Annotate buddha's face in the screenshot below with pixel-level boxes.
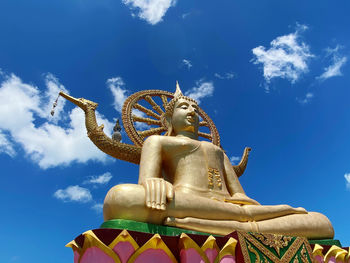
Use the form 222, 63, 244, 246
171, 98, 199, 135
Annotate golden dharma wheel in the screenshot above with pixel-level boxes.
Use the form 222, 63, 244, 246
122, 90, 220, 147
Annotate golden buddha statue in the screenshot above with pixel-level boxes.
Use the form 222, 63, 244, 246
59, 83, 334, 239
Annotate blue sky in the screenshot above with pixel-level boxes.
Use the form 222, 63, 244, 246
0, 0, 350, 262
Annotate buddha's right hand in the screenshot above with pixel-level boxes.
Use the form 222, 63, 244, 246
144, 178, 174, 211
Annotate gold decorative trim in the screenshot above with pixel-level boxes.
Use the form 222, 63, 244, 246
215, 237, 238, 263
79, 230, 121, 263
251, 233, 292, 256
247, 242, 261, 263
65, 239, 81, 254
300, 245, 310, 263
324, 245, 348, 263
127, 234, 177, 263
108, 229, 139, 251
201, 235, 220, 253
312, 244, 324, 259
238, 232, 313, 263
179, 233, 210, 263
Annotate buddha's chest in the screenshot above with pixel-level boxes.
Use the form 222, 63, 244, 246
163, 139, 224, 165
163, 140, 226, 191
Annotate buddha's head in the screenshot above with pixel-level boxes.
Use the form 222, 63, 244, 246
163, 82, 199, 137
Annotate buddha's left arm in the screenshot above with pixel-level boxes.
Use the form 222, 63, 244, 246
223, 153, 246, 196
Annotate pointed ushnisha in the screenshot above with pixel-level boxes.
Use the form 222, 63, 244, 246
174, 81, 183, 98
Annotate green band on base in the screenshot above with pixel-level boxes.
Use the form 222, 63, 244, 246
100, 219, 214, 236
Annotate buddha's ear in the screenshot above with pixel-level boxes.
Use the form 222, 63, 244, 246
162, 113, 173, 136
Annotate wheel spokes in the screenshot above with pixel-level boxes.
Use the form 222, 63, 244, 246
138, 127, 167, 138
161, 95, 169, 110
123, 90, 220, 147
132, 115, 161, 126
133, 103, 160, 120
198, 131, 212, 140
144, 95, 164, 115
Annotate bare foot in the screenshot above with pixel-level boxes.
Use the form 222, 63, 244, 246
294, 207, 307, 213
164, 216, 176, 226
225, 193, 260, 205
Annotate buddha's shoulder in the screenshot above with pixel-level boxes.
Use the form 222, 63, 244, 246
144, 135, 198, 146
145, 135, 183, 143
144, 135, 223, 148
201, 140, 222, 150
143, 135, 175, 145
143, 135, 163, 145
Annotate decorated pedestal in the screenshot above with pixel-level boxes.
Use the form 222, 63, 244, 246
66, 220, 349, 263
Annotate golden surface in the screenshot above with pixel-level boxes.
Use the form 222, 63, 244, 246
60, 83, 334, 239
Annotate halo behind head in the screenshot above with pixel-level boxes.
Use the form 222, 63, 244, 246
121, 88, 220, 146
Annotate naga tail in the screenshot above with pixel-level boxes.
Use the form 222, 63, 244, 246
59, 92, 141, 164
232, 147, 251, 177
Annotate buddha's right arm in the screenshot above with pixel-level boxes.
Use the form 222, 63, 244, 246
138, 136, 174, 210
139, 136, 163, 183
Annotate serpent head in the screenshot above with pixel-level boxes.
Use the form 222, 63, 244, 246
59, 92, 98, 111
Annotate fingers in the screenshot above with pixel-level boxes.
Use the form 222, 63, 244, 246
144, 178, 172, 211
151, 179, 156, 209
155, 179, 161, 210
145, 180, 151, 208
160, 180, 166, 210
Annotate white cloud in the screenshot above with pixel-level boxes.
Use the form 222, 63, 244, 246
54, 185, 92, 203
84, 172, 112, 185
122, 0, 176, 25
132, 110, 150, 131
345, 173, 350, 190
43, 73, 68, 123
230, 156, 240, 165
185, 79, 214, 103
134, 120, 150, 130
297, 92, 314, 104
325, 45, 342, 56
182, 59, 192, 69
317, 45, 347, 81
91, 203, 103, 213
0, 72, 114, 169
0, 132, 15, 157
107, 77, 128, 114
214, 72, 235, 80
182, 12, 191, 19
107, 77, 150, 131
252, 24, 313, 84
